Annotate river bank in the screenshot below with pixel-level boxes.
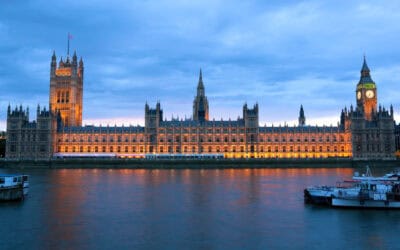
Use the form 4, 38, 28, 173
0, 158, 399, 169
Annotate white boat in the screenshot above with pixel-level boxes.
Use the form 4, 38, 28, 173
304, 166, 400, 206
331, 182, 400, 208
0, 174, 29, 201
304, 182, 361, 205
353, 166, 400, 182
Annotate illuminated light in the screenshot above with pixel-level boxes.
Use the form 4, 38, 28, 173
55, 68, 72, 76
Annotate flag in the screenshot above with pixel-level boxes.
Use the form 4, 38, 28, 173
68, 33, 73, 40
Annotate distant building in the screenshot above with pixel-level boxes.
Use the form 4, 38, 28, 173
5, 50, 396, 160
0, 131, 6, 158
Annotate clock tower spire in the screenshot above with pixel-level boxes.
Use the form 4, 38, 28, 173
356, 56, 377, 120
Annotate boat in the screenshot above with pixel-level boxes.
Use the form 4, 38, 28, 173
0, 174, 29, 201
304, 182, 360, 205
331, 182, 400, 208
352, 166, 400, 182
304, 166, 400, 207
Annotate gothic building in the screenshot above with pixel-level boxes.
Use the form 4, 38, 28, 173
49, 51, 83, 127
5, 51, 396, 160
193, 69, 209, 122
6, 105, 55, 159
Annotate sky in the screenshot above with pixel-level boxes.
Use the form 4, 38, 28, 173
1, 0, 400, 130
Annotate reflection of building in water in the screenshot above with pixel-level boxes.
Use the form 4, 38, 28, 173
5, 50, 396, 160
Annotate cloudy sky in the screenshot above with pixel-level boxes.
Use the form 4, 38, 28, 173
1, 0, 400, 130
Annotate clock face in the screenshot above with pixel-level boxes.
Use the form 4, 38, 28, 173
366, 90, 375, 98
357, 91, 361, 100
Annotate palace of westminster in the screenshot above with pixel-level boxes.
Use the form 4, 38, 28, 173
5, 49, 398, 160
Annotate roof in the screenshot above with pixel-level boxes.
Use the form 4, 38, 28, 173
259, 126, 343, 133
60, 126, 145, 133
159, 120, 245, 127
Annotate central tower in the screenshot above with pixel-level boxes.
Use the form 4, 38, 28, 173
49, 51, 84, 126
193, 69, 209, 122
356, 57, 377, 121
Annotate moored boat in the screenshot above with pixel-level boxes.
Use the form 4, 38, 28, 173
331, 182, 400, 209
0, 174, 29, 201
304, 182, 361, 205
304, 166, 400, 207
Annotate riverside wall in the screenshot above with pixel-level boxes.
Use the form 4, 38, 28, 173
0, 158, 399, 169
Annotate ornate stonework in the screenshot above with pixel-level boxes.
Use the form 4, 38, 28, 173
5, 53, 396, 160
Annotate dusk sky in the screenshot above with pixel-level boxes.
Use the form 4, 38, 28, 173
1, 0, 400, 130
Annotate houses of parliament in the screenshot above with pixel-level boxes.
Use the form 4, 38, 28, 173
5, 49, 397, 160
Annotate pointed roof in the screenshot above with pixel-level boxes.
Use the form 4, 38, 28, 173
361, 55, 370, 73
299, 105, 304, 116
197, 68, 204, 89
358, 56, 374, 85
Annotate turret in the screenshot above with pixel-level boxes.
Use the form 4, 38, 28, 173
51, 51, 57, 76
197, 69, 205, 96
243, 103, 259, 128
59, 57, 64, 68
79, 57, 84, 79
49, 48, 84, 127
193, 69, 209, 122
298, 105, 305, 126
72, 51, 78, 76
390, 104, 394, 118
356, 56, 377, 121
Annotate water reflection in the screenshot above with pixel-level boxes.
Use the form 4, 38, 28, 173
1, 167, 399, 249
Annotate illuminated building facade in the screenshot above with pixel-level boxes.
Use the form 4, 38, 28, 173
49, 51, 83, 127
5, 51, 396, 160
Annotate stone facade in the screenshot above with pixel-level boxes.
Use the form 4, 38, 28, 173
6, 105, 55, 160
5, 51, 396, 160
49, 51, 83, 127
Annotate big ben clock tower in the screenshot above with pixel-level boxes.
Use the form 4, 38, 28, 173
356, 57, 377, 121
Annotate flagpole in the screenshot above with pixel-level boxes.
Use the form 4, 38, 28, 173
67, 33, 70, 57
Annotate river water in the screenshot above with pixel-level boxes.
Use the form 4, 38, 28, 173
1, 167, 399, 250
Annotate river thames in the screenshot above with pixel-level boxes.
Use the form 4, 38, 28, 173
1, 167, 399, 250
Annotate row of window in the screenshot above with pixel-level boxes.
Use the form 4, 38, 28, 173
9, 133, 48, 142
58, 145, 348, 153
59, 135, 346, 143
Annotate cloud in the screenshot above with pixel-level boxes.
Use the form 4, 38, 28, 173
1, 0, 400, 131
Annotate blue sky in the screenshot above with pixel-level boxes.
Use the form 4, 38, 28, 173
1, 0, 400, 130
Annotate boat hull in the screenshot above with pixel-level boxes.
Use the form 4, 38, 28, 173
0, 185, 24, 201
331, 198, 400, 208
304, 189, 332, 205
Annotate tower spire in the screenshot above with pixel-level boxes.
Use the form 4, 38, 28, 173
198, 68, 204, 90
193, 69, 209, 121
298, 105, 305, 126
